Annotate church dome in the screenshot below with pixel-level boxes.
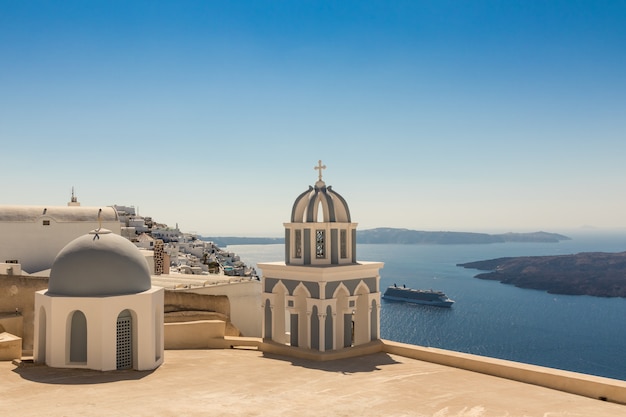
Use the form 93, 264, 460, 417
290, 179, 351, 223
48, 229, 151, 297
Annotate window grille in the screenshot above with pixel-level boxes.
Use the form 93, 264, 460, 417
116, 317, 132, 369
295, 230, 302, 258
316, 230, 325, 258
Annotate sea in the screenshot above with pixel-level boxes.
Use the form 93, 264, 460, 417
226, 231, 626, 381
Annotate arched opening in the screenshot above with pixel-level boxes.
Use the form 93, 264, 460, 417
292, 284, 310, 348
69, 310, 87, 363
316, 201, 323, 222
264, 299, 272, 340
37, 306, 47, 363
311, 306, 319, 350
354, 282, 370, 346
271, 281, 288, 344
325, 305, 333, 351
155, 305, 162, 362
116, 309, 133, 370
333, 284, 351, 348
370, 299, 378, 340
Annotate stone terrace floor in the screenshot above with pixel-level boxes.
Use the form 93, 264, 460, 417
1, 349, 625, 417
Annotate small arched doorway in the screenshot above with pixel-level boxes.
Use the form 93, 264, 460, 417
116, 309, 133, 370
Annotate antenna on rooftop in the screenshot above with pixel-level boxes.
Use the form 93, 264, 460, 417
68, 186, 80, 206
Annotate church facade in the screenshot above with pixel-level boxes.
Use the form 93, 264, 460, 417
259, 162, 383, 351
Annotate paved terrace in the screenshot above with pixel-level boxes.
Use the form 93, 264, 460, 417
2, 348, 625, 417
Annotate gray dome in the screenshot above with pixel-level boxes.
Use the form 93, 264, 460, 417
48, 229, 151, 297
291, 180, 351, 223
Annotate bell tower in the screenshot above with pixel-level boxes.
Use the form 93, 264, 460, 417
284, 160, 357, 267
260, 162, 383, 352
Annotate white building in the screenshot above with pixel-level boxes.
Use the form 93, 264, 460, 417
0, 205, 120, 274
34, 228, 164, 371
135, 232, 155, 249
128, 217, 149, 234
151, 225, 180, 242
259, 162, 383, 351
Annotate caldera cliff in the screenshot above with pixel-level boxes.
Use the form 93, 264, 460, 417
458, 251, 626, 298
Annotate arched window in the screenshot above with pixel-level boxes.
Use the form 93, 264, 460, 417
264, 299, 272, 340
69, 310, 87, 363
315, 229, 325, 258
155, 306, 162, 362
37, 306, 47, 363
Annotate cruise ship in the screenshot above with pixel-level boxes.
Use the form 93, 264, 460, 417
383, 285, 455, 307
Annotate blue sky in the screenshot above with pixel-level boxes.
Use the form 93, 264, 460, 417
1, 1, 625, 236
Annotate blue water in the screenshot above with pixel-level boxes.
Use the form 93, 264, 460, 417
227, 231, 626, 381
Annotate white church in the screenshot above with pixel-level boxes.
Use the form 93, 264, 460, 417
259, 161, 383, 351
34, 228, 164, 371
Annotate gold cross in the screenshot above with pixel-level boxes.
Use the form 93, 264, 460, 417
314, 160, 326, 181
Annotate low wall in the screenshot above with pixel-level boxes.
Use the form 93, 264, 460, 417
382, 340, 626, 405
0, 274, 49, 352
182, 281, 262, 338
164, 320, 226, 349
0, 314, 23, 338
164, 291, 230, 317
0, 332, 22, 361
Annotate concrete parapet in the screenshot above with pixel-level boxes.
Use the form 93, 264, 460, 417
0, 332, 22, 361
164, 320, 226, 349
381, 339, 626, 405
0, 313, 23, 338
0, 274, 49, 351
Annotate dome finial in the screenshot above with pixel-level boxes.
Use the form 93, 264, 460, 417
314, 160, 326, 186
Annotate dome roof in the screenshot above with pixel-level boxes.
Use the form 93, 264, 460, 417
291, 180, 351, 223
48, 229, 152, 297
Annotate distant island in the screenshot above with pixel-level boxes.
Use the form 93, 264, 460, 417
459, 252, 626, 298
203, 228, 570, 246
355, 228, 570, 244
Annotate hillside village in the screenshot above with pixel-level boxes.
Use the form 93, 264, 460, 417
113, 204, 257, 280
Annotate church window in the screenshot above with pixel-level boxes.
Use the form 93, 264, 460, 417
295, 230, 302, 258
43, 220, 50, 226
316, 229, 325, 258
340, 230, 347, 258
69, 310, 87, 363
